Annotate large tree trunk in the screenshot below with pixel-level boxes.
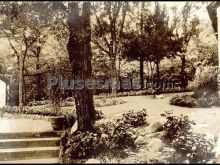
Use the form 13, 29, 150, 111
67, 2, 95, 131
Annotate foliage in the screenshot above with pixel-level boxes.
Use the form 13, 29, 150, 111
110, 119, 137, 149
62, 131, 107, 158
172, 132, 215, 163
170, 95, 198, 108
170, 94, 220, 108
163, 111, 192, 141
196, 97, 211, 108
162, 111, 216, 163
62, 118, 137, 159
193, 67, 218, 99
123, 110, 148, 127
94, 110, 105, 120
0, 105, 75, 117
94, 98, 127, 107
61, 110, 148, 159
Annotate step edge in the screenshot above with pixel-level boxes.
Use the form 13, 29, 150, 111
0, 137, 60, 142
0, 146, 60, 153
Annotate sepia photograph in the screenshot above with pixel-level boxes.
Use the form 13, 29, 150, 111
0, 1, 220, 164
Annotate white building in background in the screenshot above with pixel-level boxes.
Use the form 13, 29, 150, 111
0, 78, 6, 107
0, 76, 9, 108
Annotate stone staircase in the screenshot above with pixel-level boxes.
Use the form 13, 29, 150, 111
0, 131, 61, 164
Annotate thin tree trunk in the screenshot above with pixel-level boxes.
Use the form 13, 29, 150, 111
140, 2, 145, 90
156, 60, 160, 81
140, 56, 144, 89
67, 2, 96, 131
180, 56, 186, 89
19, 53, 23, 113
36, 53, 41, 101
110, 59, 118, 95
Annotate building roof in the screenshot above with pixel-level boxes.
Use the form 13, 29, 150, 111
207, 2, 220, 38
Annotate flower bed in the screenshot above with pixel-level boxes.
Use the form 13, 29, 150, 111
94, 88, 193, 99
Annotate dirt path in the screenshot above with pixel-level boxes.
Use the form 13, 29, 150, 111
97, 93, 220, 136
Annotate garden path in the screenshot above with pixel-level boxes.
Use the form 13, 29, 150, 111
97, 92, 220, 136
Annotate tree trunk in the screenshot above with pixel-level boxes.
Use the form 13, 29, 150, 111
110, 59, 118, 95
140, 2, 145, 90
156, 60, 160, 82
67, 2, 95, 131
180, 56, 186, 89
140, 56, 144, 89
19, 53, 23, 113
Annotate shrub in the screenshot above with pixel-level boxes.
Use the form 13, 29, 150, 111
172, 132, 215, 163
213, 97, 220, 106
62, 131, 108, 159
170, 95, 198, 108
95, 110, 105, 120
123, 109, 148, 127
163, 111, 192, 142
110, 119, 137, 149
162, 111, 216, 163
170, 94, 220, 108
97, 118, 137, 149
94, 98, 126, 107
96, 119, 115, 135
197, 97, 211, 108
62, 118, 137, 159
193, 67, 218, 99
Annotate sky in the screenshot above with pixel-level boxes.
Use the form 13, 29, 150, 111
160, 1, 210, 20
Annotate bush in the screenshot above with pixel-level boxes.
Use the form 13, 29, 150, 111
94, 98, 126, 107
163, 111, 193, 142
62, 131, 108, 158
0, 106, 76, 120
170, 94, 220, 108
162, 111, 215, 163
61, 110, 148, 159
172, 132, 215, 163
62, 118, 137, 159
110, 119, 137, 149
97, 118, 137, 149
197, 97, 211, 108
95, 110, 105, 120
123, 110, 148, 127
193, 67, 218, 99
170, 95, 198, 108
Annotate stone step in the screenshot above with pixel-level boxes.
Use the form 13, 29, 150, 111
0, 131, 61, 139
0, 147, 60, 161
0, 158, 60, 164
0, 138, 60, 149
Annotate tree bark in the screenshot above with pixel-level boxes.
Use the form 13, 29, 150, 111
19, 53, 23, 113
110, 59, 118, 95
140, 56, 144, 89
156, 60, 160, 82
67, 2, 96, 131
140, 2, 145, 90
180, 55, 186, 89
